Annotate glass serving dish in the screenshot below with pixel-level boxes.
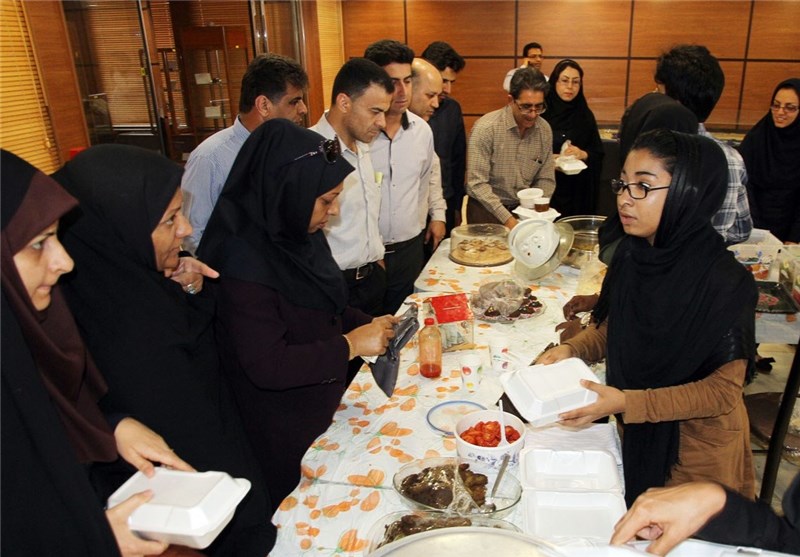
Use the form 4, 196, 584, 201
555, 215, 606, 268
392, 457, 522, 519
449, 224, 512, 267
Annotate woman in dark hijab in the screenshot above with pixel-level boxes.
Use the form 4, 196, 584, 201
55, 145, 275, 556
1, 150, 189, 557
544, 59, 604, 217
198, 119, 396, 509
538, 130, 756, 506
739, 78, 800, 242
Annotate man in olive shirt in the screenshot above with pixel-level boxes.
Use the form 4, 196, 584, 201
466, 67, 555, 228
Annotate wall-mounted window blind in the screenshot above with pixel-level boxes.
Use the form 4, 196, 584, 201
316, 1, 345, 111
0, 0, 60, 172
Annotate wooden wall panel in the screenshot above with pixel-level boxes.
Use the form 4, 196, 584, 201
749, 0, 800, 60
342, 1, 405, 58
570, 59, 629, 126
337, 0, 800, 130
464, 114, 480, 135
707, 61, 744, 128
740, 61, 800, 129
627, 59, 658, 104
24, 1, 88, 162
457, 58, 515, 116
518, 1, 632, 60
630, 1, 749, 59
406, 1, 515, 57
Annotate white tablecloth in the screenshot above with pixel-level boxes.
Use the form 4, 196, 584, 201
269, 241, 793, 556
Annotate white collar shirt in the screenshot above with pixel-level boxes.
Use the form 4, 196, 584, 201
371, 110, 446, 244
311, 113, 385, 269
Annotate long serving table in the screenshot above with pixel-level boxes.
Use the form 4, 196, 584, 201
270, 239, 794, 556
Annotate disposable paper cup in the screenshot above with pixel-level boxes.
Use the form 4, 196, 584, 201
517, 188, 543, 209
459, 353, 483, 392
534, 197, 550, 212
489, 337, 511, 372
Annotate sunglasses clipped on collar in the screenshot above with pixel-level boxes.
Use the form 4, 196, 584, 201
289, 137, 341, 165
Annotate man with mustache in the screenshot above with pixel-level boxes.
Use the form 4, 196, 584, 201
467, 67, 556, 228
310, 58, 394, 316
182, 53, 308, 253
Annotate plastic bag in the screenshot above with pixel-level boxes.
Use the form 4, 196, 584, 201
472, 279, 526, 318
559, 139, 573, 158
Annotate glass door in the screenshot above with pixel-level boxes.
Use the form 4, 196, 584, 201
63, 0, 169, 156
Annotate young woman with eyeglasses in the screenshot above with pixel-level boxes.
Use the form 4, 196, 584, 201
739, 78, 800, 242
198, 119, 397, 509
537, 129, 757, 507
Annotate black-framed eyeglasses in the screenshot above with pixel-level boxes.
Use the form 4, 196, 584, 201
514, 100, 547, 115
770, 101, 799, 114
610, 179, 669, 199
290, 137, 341, 165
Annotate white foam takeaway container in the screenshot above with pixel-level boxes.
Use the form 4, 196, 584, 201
519, 448, 621, 492
522, 490, 626, 542
107, 468, 251, 549
500, 358, 599, 427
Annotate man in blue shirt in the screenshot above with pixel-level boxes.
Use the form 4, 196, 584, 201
182, 53, 308, 253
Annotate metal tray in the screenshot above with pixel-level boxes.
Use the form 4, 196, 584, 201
367, 527, 562, 556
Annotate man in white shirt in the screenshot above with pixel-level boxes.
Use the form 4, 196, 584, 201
503, 41, 547, 92
310, 58, 394, 316
365, 40, 447, 315
182, 54, 308, 253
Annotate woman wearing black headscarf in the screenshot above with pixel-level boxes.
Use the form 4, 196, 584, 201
739, 78, 800, 242
1, 150, 190, 556
537, 130, 757, 506
55, 145, 275, 556
544, 59, 604, 217
198, 119, 396, 509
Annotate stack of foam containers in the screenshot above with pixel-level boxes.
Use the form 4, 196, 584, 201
500, 358, 627, 544
518, 447, 626, 544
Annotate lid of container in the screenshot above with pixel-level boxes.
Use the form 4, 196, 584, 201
451, 223, 509, 238
499, 358, 599, 427
107, 469, 250, 537
424, 317, 435, 326
508, 219, 559, 268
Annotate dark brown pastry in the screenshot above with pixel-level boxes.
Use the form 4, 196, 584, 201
398, 463, 488, 509
380, 514, 472, 547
